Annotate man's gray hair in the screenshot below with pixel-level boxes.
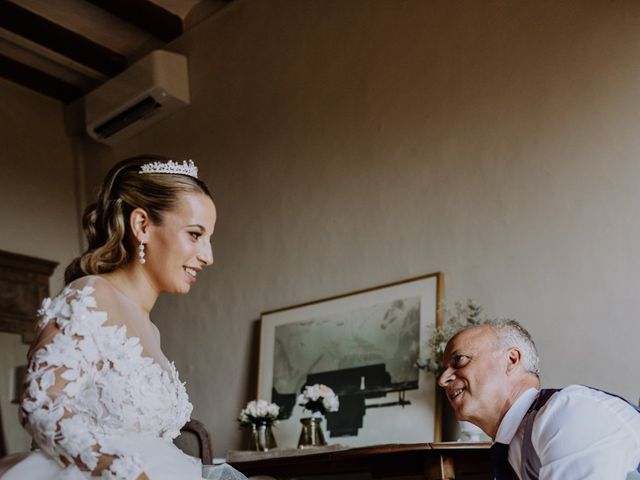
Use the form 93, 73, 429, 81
481, 319, 540, 377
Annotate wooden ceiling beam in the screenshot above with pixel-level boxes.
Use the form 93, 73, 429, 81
0, 53, 83, 103
0, 36, 99, 91
0, 1, 127, 77
86, 0, 183, 43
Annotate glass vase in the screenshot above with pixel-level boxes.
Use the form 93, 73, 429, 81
248, 421, 277, 451
297, 417, 327, 449
458, 421, 490, 442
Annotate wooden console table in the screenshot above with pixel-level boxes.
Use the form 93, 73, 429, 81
228, 442, 492, 479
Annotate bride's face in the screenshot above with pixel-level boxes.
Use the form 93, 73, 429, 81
145, 192, 216, 294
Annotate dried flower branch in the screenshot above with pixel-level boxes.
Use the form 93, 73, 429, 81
416, 299, 486, 376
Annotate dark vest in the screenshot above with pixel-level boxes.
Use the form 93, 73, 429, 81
519, 387, 640, 480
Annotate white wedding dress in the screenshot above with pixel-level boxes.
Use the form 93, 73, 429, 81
0, 276, 246, 480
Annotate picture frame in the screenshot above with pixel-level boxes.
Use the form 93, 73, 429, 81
0, 249, 57, 343
257, 272, 444, 448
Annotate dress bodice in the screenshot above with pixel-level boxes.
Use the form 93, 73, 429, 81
20, 276, 193, 479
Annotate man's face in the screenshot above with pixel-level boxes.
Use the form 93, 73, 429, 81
438, 326, 510, 428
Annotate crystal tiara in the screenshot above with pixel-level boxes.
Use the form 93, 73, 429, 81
139, 159, 198, 179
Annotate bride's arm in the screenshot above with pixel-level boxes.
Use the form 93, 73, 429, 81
21, 285, 150, 480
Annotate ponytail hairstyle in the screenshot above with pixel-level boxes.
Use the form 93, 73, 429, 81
65, 155, 212, 283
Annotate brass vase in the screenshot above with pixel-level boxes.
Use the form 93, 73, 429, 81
297, 417, 327, 449
248, 421, 277, 451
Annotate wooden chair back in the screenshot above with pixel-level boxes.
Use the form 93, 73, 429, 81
175, 419, 213, 465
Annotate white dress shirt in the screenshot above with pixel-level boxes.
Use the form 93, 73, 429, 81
494, 385, 640, 479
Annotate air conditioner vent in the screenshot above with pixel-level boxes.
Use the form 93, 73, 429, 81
93, 96, 162, 139
84, 50, 189, 145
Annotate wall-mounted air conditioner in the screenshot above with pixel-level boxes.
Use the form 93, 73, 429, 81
84, 50, 190, 145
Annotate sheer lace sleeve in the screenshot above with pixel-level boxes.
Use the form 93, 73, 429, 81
20, 278, 152, 479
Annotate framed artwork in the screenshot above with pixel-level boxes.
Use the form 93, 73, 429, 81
0, 249, 57, 343
257, 272, 444, 448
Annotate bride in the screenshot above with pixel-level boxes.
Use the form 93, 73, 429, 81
0, 156, 246, 480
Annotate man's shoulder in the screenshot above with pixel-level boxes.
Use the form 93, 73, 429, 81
549, 384, 600, 401
540, 385, 638, 423
548, 384, 634, 406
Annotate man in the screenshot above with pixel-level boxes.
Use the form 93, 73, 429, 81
438, 319, 640, 479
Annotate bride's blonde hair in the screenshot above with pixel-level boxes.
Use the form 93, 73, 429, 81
65, 155, 211, 283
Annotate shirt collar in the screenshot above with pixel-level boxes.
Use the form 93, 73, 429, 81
494, 388, 539, 444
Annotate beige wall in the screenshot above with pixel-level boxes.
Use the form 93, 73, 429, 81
0, 77, 80, 452
80, 0, 640, 454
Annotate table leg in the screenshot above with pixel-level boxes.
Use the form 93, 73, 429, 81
424, 453, 455, 480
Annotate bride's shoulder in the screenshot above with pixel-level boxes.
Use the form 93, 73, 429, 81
41, 275, 121, 318
32, 276, 136, 360
64, 275, 118, 300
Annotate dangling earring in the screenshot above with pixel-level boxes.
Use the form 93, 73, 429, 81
138, 242, 146, 265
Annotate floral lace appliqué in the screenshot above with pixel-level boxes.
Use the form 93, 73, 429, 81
22, 286, 193, 479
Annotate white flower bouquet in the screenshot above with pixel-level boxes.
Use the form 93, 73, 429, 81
238, 399, 281, 427
297, 384, 339, 417
416, 299, 485, 375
